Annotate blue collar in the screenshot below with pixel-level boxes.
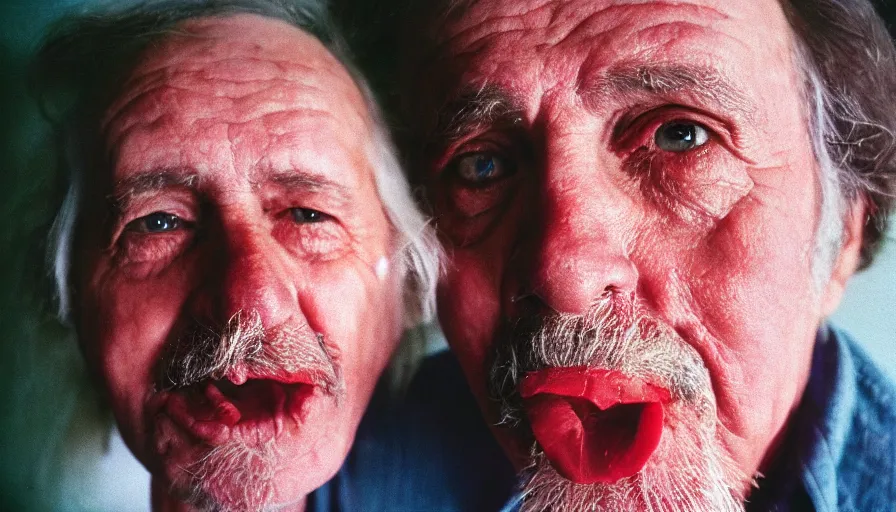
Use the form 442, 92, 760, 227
797, 324, 896, 511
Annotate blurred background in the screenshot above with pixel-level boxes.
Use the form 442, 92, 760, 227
1, 0, 893, 510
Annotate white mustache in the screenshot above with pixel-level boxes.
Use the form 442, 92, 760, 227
488, 296, 746, 512
159, 310, 343, 396
489, 296, 713, 427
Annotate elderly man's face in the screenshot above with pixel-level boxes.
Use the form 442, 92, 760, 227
417, 0, 861, 509
74, 15, 403, 510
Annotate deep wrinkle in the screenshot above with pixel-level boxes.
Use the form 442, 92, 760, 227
416, 0, 862, 507
75, 14, 404, 510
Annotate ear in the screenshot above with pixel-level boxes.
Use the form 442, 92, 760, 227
821, 199, 866, 316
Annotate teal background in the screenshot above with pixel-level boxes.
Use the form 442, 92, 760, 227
0, 0, 893, 509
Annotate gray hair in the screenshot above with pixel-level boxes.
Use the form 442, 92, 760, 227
782, 0, 896, 270
32, 0, 441, 326
370, 0, 896, 272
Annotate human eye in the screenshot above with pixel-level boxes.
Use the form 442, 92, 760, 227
442, 149, 517, 216
618, 111, 752, 222
452, 152, 513, 187
276, 206, 346, 259
429, 145, 522, 246
289, 207, 331, 224
614, 108, 720, 156
118, 211, 195, 268
654, 121, 710, 152
125, 211, 183, 233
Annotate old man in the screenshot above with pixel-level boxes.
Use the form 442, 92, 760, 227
30, 0, 438, 510
384, 0, 896, 510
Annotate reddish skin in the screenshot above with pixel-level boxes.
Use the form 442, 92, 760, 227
419, 0, 865, 494
73, 15, 403, 511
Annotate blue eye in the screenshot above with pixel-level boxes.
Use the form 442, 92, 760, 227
655, 122, 709, 152
291, 208, 328, 223
455, 153, 509, 185
130, 212, 181, 233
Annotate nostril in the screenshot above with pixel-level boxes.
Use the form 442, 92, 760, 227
529, 249, 639, 314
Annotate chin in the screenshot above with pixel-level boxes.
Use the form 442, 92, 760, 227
159, 435, 343, 512
167, 439, 277, 511
514, 399, 748, 512
149, 393, 348, 511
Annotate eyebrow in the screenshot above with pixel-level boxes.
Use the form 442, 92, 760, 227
110, 169, 199, 211
431, 84, 526, 149
266, 170, 353, 205
432, 63, 756, 147
580, 63, 755, 120
110, 168, 353, 213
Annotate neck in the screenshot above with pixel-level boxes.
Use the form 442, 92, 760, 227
150, 478, 307, 512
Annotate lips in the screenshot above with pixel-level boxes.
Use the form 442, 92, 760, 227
519, 367, 671, 484
158, 376, 317, 445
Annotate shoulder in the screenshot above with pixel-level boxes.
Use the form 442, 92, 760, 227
826, 327, 896, 510
844, 334, 896, 427
833, 327, 896, 446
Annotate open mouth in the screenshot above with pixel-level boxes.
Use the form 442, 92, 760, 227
160, 376, 318, 445
520, 367, 671, 484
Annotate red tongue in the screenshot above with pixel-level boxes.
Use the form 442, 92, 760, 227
520, 367, 670, 484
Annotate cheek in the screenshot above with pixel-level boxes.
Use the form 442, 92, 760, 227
660, 185, 821, 428
437, 250, 503, 390
79, 263, 193, 455
692, 177, 820, 343
298, 261, 402, 399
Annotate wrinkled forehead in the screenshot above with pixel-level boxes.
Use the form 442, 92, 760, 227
428, 0, 797, 103
103, 13, 370, 140
441, 0, 789, 32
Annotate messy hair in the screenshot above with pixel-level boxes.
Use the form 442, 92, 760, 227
361, 0, 896, 269
782, 0, 896, 268
31, 0, 441, 327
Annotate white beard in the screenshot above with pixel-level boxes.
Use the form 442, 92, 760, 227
490, 297, 750, 512
518, 403, 745, 512
174, 439, 277, 512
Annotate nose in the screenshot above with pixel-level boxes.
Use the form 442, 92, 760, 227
506, 173, 639, 317
527, 228, 638, 314
195, 223, 298, 330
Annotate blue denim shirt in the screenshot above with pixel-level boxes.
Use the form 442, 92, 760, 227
308, 349, 517, 511
321, 324, 895, 511
792, 325, 896, 511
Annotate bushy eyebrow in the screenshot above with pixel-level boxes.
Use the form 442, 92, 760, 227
432, 63, 756, 148
110, 169, 199, 211
579, 63, 755, 120
110, 168, 353, 212
431, 84, 526, 149
266, 170, 352, 206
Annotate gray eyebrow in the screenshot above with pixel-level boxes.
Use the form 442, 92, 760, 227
109, 168, 353, 212
580, 63, 755, 120
266, 170, 353, 205
430, 64, 755, 150
431, 84, 526, 149
110, 169, 199, 210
